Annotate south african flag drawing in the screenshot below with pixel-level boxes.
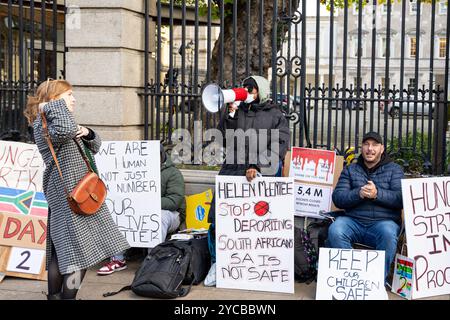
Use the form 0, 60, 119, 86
0, 187, 48, 217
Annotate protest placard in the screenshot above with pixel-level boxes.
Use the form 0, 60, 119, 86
316, 248, 387, 300
401, 176, 450, 299
391, 254, 414, 300
0, 188, 48, 281
294, 182, 332, 218
95, 141, 162, 247
0, 141, 44, 192
215, 176, 295, 294
289, 147, 336, 185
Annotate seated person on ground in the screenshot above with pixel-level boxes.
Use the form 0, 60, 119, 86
97, 143, 186, 275
327, 131, 404, 283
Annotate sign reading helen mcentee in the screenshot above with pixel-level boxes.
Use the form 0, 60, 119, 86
215, 176, 295, 294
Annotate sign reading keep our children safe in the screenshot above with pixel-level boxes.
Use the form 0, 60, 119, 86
316, 248, 387, 300
95, 141, 162, 248
401, 176, 450, 299
215, 176, 295, 294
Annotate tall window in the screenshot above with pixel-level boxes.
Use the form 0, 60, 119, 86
410, 37, 417, 57
408, 78, 416, 92
439, 38, 447, 58
439, 0, 447, 15
352, 38, 365, 57
380, 37, 387, 58
410, 0, 420, 14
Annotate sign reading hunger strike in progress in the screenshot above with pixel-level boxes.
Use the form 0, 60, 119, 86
401, 177, 450, 299
0, 141, 45, 192
289, 147, 336, 185
95, 141, 162, 248
215, 176, 295, 294
316, 248, 387, 300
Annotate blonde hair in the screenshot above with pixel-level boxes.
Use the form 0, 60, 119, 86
24, 79, 72, 125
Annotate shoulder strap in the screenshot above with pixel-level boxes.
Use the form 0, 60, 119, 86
103, 285, 131, 298
39, 108, 94, 196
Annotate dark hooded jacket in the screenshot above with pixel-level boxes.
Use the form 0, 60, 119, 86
161, 152, 186, 224
332, 152, 404, 225
217, 76, 290, 176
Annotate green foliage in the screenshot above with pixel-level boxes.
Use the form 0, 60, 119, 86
320, 0, 435, 12
387, 132, 436, 174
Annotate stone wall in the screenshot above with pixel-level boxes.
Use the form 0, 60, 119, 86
65, 0, 156, 140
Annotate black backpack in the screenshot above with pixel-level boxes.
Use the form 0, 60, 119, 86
104, 238, 210, 299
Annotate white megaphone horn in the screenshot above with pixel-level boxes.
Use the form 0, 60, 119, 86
201, 83, 252, 114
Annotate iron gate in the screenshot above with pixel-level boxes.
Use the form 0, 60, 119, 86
0, 0, 65, 142
143, 0, 450, 174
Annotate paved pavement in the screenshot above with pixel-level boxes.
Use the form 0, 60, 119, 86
1, 260, 449, 301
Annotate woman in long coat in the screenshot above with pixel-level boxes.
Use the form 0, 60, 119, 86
24, 80, 130, 299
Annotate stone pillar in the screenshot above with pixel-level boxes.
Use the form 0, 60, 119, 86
65, 0, 155, 140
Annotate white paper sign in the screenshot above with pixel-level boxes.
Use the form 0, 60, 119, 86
6, 247, 45, 275
316, 248, 388, 300
401, 177, 450, 299
95, 141, 162, 248
391, 254, 414, 300
215, 176, 295, 294
0, 141, 44, 192
294, 182, 332, 218
289, 147, 336, 185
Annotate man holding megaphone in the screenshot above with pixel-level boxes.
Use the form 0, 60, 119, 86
205, 75, 290, 270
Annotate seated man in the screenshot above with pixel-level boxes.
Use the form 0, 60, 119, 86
327, 131, 404, 283
97, 144, 186, 275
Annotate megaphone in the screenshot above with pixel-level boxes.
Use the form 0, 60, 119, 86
201, 83, 251, 113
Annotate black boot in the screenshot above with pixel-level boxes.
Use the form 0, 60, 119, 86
45, 292, 62, 300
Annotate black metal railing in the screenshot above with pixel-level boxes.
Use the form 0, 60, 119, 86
0, 0, 65, 142
143, 1, 448, 174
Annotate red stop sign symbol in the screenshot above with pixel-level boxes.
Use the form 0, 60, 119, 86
254, 201, 270, 217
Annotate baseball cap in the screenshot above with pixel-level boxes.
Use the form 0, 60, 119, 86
362, 131, 383, 144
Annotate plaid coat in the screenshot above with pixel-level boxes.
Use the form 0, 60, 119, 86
33, 99, 130, 274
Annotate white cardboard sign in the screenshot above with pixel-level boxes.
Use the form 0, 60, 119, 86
316, 248, 388, 300
215, 176, 295, 294
294, 182, 332, 218
6, 246, 45, 275
0, 141, 44, 192
401, 177, 450, 299
95, 141, 162, 248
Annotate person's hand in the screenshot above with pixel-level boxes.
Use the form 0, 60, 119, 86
228, 102, 238, 114
246, 168, 258, 182
360, 181, 377, 199
76, 125, 89, 138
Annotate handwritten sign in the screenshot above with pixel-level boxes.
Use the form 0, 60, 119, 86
294, 182, 332, 218
95, 141, 162, 248
316, 248, 387, 300
6, 246, 46, 275
215, 176, 295, 294
391, 254, 414, 300
401, 177, 450, 299
290, 147, 336, 185
0, 212, 47, 250
0, 141, 44, 192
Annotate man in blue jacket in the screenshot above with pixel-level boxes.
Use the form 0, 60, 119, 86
328, 131, 404, 283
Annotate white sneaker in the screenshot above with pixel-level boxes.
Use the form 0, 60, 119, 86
204, 263, 216, 287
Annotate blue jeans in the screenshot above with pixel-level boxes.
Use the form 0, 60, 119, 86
327, 216, 400, 282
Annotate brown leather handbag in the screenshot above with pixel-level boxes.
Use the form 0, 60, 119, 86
40, 109, 107, 216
